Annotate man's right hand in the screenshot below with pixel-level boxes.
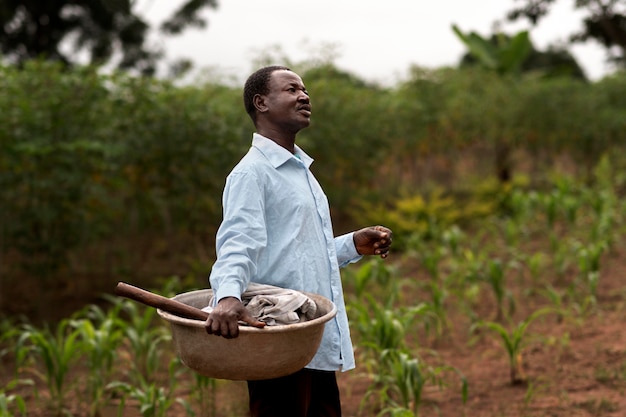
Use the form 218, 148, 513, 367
204, 297, 266, 339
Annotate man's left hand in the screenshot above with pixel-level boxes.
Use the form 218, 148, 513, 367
353, 225, 393, 259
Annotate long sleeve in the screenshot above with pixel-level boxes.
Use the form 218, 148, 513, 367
209, 170, 267, 304
208, 134, 358, 371
335, 232, 363, 268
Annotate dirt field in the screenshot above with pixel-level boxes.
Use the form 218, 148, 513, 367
338, 246, 626, 417
2, 245, 625, 417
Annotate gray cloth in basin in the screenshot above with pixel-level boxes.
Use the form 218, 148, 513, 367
202, 283, 318, 326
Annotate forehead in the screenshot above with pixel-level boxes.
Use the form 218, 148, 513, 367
269, 70, 305, 89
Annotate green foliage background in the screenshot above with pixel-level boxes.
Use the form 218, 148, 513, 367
1, 61, 625, 316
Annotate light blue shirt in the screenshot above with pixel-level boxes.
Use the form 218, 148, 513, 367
209, 133, 361, 372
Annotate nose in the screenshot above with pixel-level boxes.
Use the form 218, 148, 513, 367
298, 90, 309, 102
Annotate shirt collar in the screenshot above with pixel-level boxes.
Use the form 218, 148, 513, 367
252, 133, 314, 169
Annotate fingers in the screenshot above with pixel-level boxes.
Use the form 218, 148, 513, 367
374, 225, 393, 242
354, 225, 393, 257
205, 297, 246, 339
205, 315, 239, 339
204, 297, 267, 339
372, 225, 393, 258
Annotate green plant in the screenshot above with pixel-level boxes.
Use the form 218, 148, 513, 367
465, 254, 515, 321
350, 295, 410, 353
107, 357, 183, 417
108, 380, 174, 417
0, 391, 26, 417
377, 407, 414, 417
524, 252, 546, 290
115, 297, 172, 383
539, 285, 568, 323
0, 379, 32, 417
343, 258, 398, 304
366, 349, 467, 417
452, 25, 532, 76
422, 280, 450, 338
20, 319, 83, 416
71, 304, 124, 417
0, 318, 30, 380
471, 307, 555, 385
418, 245, 446, 281
523, 376, 550, 410
354, 189, 467, 251
486, 259, 515, 321
191, 373, 218, 417
573, 240, 607, 302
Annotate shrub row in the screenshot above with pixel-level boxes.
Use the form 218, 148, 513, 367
1, 61, 625, 271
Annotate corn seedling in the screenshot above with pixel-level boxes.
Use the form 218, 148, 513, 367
524, 252, 546, 290
377, 406, 414, 417
0, 317, 13, 358
107, 357, 181, 417
422, 280, 450, 338
71, 304, 124, 417
0, 379, 32, 417
573, 240, 607, 302
471, 307, 555, 385
417, 245, 446, 281
538, 285, 569, 323
1, 319, 29, 380
350, 295, 410, 354
115, 297, 172, 383
542, 191, 559, 230
366, 349, 467, 417
20, 319, 83, 416
552, 241, 573, 279
108, 380, 173, 417
566, 289, 597, 324
480, 258, 515, 321
466, 252, 515, 321
191, 372, 218, 417
523, 376, 551, 410
553, 176, 582, 225
0, 391, 26, 417
344, 258, 398, 305
502, 217, 523, 248
440, 224, 464, 257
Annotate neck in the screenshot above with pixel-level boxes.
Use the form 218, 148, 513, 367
257, 128, 297, 153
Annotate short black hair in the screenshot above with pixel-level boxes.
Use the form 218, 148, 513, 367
243, 65, 291, 123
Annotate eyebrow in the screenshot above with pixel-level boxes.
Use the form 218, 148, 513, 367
286, 82, 308, 93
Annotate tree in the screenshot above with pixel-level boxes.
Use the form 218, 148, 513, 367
506, 0, 626, 68
453, 25, 533, 76
457, 31, 587, 80
452, 25, 534, 183
0, 0, 217, 75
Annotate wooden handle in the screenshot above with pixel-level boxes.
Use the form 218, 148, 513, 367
114, 282, 209, 321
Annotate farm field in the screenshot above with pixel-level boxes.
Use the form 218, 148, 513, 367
2, 248, 625, 417
2, 165, 626, 417
338, 250, 626, 417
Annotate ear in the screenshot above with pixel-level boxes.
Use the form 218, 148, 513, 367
253, 94, 269, 114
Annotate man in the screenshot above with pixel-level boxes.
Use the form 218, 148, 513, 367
205, 65, 392, 417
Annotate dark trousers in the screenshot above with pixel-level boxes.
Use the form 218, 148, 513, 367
247, 368, 342, 417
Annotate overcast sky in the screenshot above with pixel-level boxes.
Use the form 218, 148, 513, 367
139, 0, 613, 85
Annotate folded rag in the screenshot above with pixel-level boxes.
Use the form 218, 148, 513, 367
202, 283, 318, 326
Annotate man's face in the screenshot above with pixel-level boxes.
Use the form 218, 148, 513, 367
262, 70, 312, 133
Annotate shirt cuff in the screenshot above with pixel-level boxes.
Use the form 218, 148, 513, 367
335, 232, 363, 268
213, 282, 244, 305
